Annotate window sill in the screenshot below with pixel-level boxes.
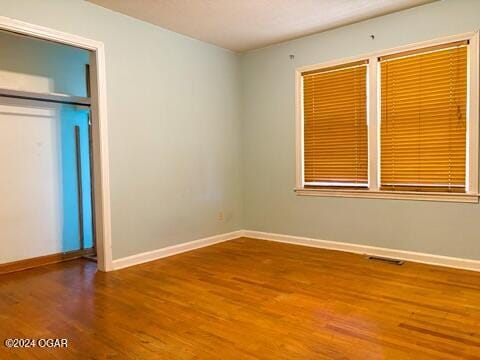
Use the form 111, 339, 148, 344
294, 188, 479, 203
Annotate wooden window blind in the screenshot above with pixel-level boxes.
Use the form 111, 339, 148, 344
302, 61, 368, 186
380, 42, 468, 193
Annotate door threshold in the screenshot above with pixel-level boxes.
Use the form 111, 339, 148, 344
0, 248, 95, 275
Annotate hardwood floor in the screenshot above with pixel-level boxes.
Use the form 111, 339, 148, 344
1, 237, 480, 359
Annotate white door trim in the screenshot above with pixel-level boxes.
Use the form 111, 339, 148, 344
0, 16, 113, 271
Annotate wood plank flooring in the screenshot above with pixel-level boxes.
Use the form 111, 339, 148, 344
1, 237, 480, 359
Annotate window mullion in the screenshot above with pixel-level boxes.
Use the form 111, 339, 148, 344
368, 56, 379, 191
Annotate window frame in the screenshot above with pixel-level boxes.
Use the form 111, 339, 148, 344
295, 32, 479, 203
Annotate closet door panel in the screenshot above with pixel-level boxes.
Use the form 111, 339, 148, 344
0, 99, 62, 263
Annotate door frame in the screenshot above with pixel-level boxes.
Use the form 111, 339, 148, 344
0, 16, 113, 271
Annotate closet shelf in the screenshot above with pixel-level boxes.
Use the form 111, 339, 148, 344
0, 88, 91, 106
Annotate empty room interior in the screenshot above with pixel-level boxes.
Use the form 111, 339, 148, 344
1, 0, 480, 358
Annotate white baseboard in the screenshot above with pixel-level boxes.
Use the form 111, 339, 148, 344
112, 229, 480, 273
112, 230, 243, 270
243, 230, 480, 272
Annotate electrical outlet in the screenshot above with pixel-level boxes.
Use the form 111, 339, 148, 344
218, 212, 224, 221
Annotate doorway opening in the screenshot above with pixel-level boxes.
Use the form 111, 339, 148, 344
0, 17, 112, 272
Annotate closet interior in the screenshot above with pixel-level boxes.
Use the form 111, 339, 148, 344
0, 29, 96, 272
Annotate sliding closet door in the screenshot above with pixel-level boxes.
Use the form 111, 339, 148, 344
0, 99, 63, 263
60, 105, 94, 252
0, 99, 94, 263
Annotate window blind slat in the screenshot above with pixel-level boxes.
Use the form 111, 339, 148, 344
303, 62, 368, 184
380, 45, 467, 192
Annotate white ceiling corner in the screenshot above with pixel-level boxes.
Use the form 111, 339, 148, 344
87, 0, 437, 52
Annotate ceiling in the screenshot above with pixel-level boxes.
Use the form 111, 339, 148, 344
87, 0, 436, 52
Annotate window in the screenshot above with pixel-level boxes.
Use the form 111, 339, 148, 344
296, 33, 479, 202
303, 61, 368, 187
380, 42, 467, 193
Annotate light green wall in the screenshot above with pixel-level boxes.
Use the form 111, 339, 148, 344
0, 0, 242, 259
240, 0, 480, 260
